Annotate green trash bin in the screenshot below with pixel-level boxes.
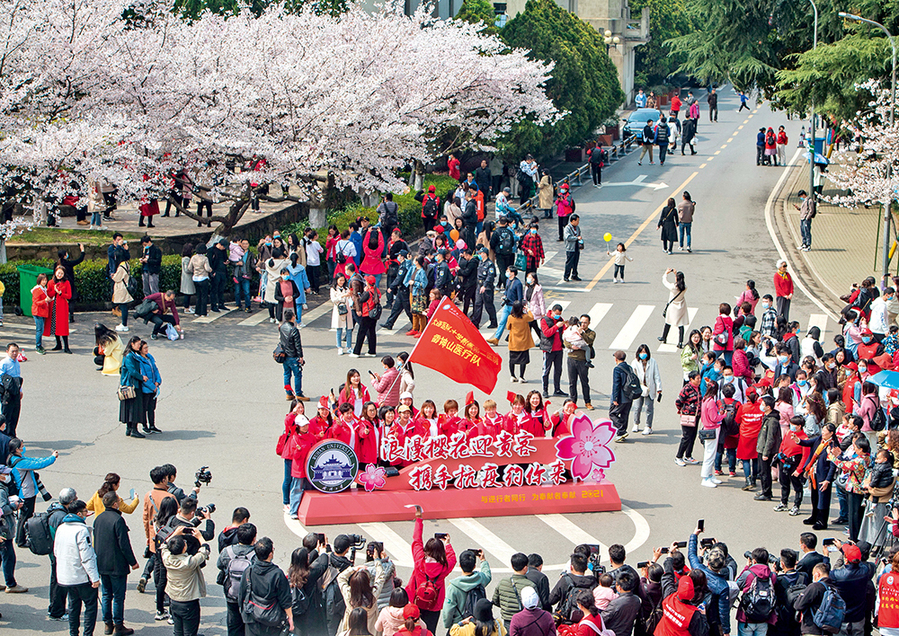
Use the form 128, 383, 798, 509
18, 264, 53, 317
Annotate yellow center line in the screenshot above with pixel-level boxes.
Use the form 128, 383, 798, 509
707, 156, 715, 160
699, 163, 707, 169
714, 150, 721, 155
738, 125, 744, 130
742, 120, 749, 125
727, 138, 734, 143
586, 172, 699, 292
748, 114, 754, 119
720, 145, 727, 149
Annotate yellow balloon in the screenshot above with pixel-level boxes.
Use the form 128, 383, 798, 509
450, 229, 460, 242
603, 233, 612, 242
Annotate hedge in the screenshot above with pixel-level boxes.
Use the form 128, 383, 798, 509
0, 255, 235, 309
279, 173, 460, 240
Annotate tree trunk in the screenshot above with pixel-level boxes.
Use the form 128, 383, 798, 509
412, 160, 425, 192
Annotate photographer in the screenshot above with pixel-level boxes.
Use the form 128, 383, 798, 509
325, 534, 356, 636
660, 546, 691, 599
772, 549, 806, 636
687, 528, 731, 636
654, 570, 709, 636
164, 464, 200, 504
548, 551, 597, 624
365, 541, 397, 610
444, 548, 492, 628
218, 522, 257, 636
167, 498, 215, 543
161, 526, 211, 636
219, 507, 251, 551
735, 548, 777, 635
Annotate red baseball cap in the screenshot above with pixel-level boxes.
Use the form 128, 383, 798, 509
403, 604, 421, 620
842, 544, 861, 562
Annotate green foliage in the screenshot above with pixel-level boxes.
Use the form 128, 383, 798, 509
171, 0, 347, 20
455, 0, 500, 36
500, 0, 624, 161
0, 255, 225, 308
630, 0, 695, 86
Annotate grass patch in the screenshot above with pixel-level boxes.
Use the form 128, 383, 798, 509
7, 228, 144, 246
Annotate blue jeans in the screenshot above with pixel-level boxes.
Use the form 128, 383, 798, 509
678, 222, 692, 248
374, 274, 382, 288
234, 278, 251, 310
100, 573, 126, 625
0, 537, 16, 586
715, 447, 737, 472
492, 303, 513, 340
289, 477, 308, 516
336, 326, 353, 350
742, 458, 759, 484
283, 459, 292, 505
800, 219, 812, 248
34, 316, 44, 348
282, 357, 302, 396
738, 622, 769, 636
91, 212, 102, 227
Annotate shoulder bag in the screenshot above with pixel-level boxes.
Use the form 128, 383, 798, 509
117, 385, 136, 401
662, 289, 684, 319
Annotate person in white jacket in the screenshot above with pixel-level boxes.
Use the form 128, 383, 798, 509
632, 344, 662, 435
54, 499, 100, 636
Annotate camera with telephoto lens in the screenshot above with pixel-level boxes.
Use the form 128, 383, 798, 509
198, 503, 216, 516
349, 533, 366, 549
584, 544, 606, 580
744, 550, 778, 565
195, 466, 212, 488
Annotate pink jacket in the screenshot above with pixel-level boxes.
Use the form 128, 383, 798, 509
701, 397, 725, 430
372, 367, 401, 407
713, 314, 734, 352
732, 349, 752, 382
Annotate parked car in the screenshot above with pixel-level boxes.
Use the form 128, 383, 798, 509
622, 108, 661, 142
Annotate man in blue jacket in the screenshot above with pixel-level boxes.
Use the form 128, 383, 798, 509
486, 266, 523, 345
610, 351, 634, 442
757, 128, 767, 166
687, 530, 732, 636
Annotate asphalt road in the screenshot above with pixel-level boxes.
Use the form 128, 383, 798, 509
1, 90, 828, 635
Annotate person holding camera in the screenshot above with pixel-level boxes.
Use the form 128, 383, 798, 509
548, 551, 597, 625
444, 549, 492, 628
167, 498, 215, 543
408, 508, 457, 633
325, 535, 357, 636
54, 499, 100, 636
687, 528, 731, 636
161, 525, 211, 636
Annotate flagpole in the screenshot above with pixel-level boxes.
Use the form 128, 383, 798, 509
376, 310, 430, 407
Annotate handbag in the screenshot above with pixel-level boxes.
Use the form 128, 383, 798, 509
337, 303, 348, 316
117, 385, 136, 401
273, 344, 286, 364
514, 251, 527, 270
698, 427, 717, 441
679, 413, 697, 427
714, 332, 729, 347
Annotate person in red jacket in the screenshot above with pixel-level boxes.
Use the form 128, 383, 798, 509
775, 416, 811, 516
458, 394, 482, 439
842, 362, 860, 413
438, 400, 461, 437
31, 273, 51, 355
280, 401, 307, 510
288, 416, 316, 519
406, 508, 456, 632
774, 260, 794, 321
540, 308, 567, 398
502, 394, 532, 435
523, 390, 550, 437
356, 402, 380, 469
654, 571, 708, 636
308, 396, 333, 441
329, 403, 357, 446
549, 399, 577, 437
736, 388, 764, 491
447, 155, 461, 181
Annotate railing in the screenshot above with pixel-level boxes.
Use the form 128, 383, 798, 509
514, 134, 637, 214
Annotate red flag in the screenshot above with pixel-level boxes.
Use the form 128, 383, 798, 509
409, 300, 503, 394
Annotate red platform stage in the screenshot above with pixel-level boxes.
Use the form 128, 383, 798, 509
298, 480, 620, 525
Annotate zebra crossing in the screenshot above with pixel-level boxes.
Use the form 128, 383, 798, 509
0, 302, 833, 359
286, 505, 651, 572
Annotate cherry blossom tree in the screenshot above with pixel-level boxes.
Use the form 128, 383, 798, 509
0, 0, 558, 235
825, 82, 899, 210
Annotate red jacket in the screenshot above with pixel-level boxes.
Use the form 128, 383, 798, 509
549, 411, 572, 437
328, 420, 356, 446
541, 314, 565, 352
406, 518, 457, 611
774, 271, 794, 298
732, 349, 752, 382
31, 285, 50, 318
354, 419, 379, 464
289, 431, 317, 479
360, 231, 386, 276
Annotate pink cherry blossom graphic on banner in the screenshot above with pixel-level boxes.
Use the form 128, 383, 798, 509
358, 464, 388, 492
554, 416, 617, 481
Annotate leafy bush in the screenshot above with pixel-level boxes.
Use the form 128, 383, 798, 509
0, 255, 236, 309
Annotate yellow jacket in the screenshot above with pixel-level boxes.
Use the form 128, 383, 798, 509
86, 491, 139, 516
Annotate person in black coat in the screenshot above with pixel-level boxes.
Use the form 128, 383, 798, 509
93, 492, 138, 634
289, 545, 330, 636
208, 239, 229, 312
796, 424, 838, 530
241, 538, 293, 636
796, 534, 829, 581
525, 553, 552, 611
56, 245, 85, 321
657, 199, 679, 254
456, 249, 479, 317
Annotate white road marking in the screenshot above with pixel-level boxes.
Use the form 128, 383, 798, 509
238, 310, 273, 326
658, 307, 699, 352
358, 522, 414, 567
536, 514, 607, 554
192, 308, 235, 323
587, 303, 612, 328
448, 517, 517, 564
808, 313, 828, 341
608, 305, 655, 350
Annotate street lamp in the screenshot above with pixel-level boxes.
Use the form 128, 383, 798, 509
603, 29, 620, 47
839, 12, 897, 277
808, 0, 818, 207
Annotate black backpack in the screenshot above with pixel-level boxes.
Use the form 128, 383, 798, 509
555, 575, 596, 624
721, 401, 739, 437
623, 365, 643, 401
382, 201, 399, 227
24, 510, 54, 555
422, 197, 439, 220
496, 228, 515, 255
461, 584, 487, 620
740, 573, 775, 623
870, 397, 887, 431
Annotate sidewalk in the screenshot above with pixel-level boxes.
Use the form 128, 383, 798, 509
774, 157, 891, 314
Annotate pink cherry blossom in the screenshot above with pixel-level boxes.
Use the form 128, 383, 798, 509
358, 464, 387, 492
554, 416, 617, 481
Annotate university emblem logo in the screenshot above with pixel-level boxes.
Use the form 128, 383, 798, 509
307, 441, 359, 493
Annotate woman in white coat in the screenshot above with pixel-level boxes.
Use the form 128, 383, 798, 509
659, 268, 688, 348
263, 247, 288, 323
632, 344, 662, 435
331, 272, 354, 355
